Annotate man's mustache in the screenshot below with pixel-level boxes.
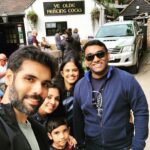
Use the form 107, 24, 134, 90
24, 95, 44, 103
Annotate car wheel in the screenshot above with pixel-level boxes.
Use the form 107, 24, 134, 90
129, 57, 139, 74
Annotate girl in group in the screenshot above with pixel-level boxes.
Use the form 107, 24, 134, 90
54, 53, 84, 134
32, 80, 77, 147
32, 81, 64, 127
46, 117, 76, 150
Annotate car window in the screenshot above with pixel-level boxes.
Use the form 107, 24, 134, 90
96, 23, 134, 38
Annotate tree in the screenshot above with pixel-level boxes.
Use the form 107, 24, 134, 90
93, 0, 120, 20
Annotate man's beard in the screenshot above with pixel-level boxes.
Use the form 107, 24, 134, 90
9, 85, 43, 116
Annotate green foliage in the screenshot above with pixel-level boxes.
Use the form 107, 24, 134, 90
91, 7, 100, 29
94, 0, 126, 4
91, 7, 100, 22
27, 10, 38, 24
106, 6, 119, 18
93, 0, 120, 20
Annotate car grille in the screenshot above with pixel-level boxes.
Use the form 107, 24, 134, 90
109, 59, 120, 63
108, 47, 121, 54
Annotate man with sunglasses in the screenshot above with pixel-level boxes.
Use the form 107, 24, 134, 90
73, 40, 148, 150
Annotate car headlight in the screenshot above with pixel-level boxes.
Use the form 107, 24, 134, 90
122, 45, 134, 52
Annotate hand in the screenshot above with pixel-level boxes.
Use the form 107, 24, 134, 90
67, 135, 77, 148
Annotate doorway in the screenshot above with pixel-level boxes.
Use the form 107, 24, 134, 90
0, 24, 19, 57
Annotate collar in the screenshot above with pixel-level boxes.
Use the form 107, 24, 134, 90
84, 66, 113, 82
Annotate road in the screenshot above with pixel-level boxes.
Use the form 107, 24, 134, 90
134, 50, 150, 150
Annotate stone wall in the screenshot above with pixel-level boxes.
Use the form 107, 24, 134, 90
147, 18, 150, 50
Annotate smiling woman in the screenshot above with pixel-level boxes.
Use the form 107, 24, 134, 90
32, 81, 64, 127
54, 53, 84, 135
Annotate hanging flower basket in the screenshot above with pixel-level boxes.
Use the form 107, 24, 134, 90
27, 10, 38, 24
91, 7, 100, 30
91, 7, 100, 22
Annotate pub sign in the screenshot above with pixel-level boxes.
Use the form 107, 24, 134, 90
44, 1, 85, 15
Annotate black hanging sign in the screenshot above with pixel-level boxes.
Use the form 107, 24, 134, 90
43, 1, 85, 15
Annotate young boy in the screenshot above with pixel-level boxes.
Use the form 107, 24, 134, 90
46, 117, 75, 150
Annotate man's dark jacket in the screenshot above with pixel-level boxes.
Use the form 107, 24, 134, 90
0, 103, 49, 150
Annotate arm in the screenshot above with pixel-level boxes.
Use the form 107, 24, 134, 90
0, 72, 6, 78
0, 122, 10, 149
33, 42, 38, 47
73, 86, 85, 149
129, 77, 149, 150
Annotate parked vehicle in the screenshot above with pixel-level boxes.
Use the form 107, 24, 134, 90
95, 20, 144, 73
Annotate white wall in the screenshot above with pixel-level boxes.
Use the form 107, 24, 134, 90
24, 0, 105, 44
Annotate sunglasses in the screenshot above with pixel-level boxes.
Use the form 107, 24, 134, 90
92, 91, 103, 117
85, 51, 106, 61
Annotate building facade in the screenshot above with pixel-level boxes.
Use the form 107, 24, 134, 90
24, 0, 106, 45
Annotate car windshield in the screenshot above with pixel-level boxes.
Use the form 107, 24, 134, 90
96, 24, 134, 38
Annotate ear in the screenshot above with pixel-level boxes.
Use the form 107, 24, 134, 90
84, 60, 89, 68
5, 69, 14, 86
60, 70, 64, 77
107, 52, 110, 61
47, 132, 53, 140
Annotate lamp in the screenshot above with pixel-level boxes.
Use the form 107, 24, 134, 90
1, 12, 8, 23
136, 6, 140, 14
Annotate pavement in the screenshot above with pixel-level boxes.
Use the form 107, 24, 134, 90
134, 50, 150, 150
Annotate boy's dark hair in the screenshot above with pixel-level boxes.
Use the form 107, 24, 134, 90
7, 45, 57, 78
46, 117, 69, 133
83, 40, 108, 53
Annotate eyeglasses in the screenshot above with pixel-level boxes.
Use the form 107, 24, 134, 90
92, 91, 103, 118
85, 51, 106, 61
0, 58, 7, 61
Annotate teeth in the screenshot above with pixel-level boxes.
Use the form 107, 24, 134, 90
94, 64, 101, 67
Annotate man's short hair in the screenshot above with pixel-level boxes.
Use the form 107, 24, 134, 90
0, 53, 7, 60
83, 40, 108, 53
7, 46, 57, 78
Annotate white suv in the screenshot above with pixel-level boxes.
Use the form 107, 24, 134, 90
95, 20, 143, 73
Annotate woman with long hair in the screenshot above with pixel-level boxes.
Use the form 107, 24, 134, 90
54, 53, 84, 134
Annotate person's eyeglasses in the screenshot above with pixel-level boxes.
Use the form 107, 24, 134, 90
0, 59, 7, 61
92, 91, 103, 118
85, 51, 106, 61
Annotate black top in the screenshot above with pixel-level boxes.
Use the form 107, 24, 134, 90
0, 103, 49, 150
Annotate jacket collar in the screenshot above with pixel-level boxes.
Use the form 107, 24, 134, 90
84, 66, 113, 81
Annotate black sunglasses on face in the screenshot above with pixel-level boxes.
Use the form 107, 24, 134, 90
85, 51, 106, 61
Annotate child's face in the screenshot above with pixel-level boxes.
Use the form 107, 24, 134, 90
40, 88, 60, 114
48, 125, 70, 149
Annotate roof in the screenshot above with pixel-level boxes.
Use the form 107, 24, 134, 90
102, 20, 134, 26
0, 0, 34, 16
120, 0, 150, 17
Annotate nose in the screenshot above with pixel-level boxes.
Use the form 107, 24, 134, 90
93, 54, 99, 61
50, 97, 55, 104
59, 132, 65, 139
31, 82, 43, 95
69, 70, 74, 75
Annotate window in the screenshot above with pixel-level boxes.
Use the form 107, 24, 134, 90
5, 27, 17, 44
45, 22, 67, 36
